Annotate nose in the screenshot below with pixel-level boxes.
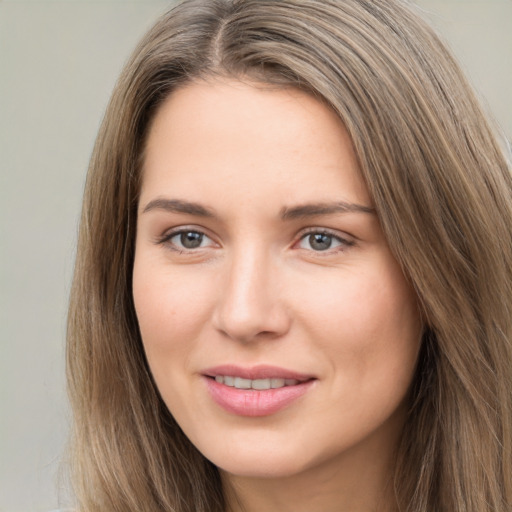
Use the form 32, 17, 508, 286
212, 247, 291, 343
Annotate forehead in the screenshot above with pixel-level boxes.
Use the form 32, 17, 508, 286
140, 79, 371, 212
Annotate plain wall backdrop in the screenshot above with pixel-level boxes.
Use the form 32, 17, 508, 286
0, 1, 510, 511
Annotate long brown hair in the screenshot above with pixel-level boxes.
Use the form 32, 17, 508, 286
67, 1, 512, 510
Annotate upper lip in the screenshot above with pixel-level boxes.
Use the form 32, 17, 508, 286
202, 364, 315, 381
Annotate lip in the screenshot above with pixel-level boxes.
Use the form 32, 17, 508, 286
202, 364, 315, 381
202, 365, 316, 417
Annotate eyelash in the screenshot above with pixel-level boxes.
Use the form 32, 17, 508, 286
156, 227, 354, 255
295, 228, 355, 254
157, 228, 216, 253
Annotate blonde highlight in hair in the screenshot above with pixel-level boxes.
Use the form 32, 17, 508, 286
67, 1, 512, 510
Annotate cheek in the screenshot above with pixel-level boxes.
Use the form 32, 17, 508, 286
296, 259, 422, 384
132, 256, 214, 363
303, 267, 418, 335
299, 268, 422, 440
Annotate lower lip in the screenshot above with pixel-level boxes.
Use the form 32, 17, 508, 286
204, 377, 315, 417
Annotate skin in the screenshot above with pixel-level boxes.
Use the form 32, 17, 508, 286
133, 79, 423, 512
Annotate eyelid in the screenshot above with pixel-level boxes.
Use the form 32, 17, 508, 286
154, 225, 354, 254
294, 227, 355, 252
156, 225, 218, 249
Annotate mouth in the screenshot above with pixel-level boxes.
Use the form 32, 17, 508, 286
210, 375, 303, 390
202, 365, 316, 417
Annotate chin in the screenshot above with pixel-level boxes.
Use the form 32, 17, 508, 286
217, 457, 308, 479
201, 441, 315, 479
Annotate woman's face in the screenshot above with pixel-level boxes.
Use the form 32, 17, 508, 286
133, 79, 422, 479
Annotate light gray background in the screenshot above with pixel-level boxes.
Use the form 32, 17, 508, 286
1, 1, 511, 511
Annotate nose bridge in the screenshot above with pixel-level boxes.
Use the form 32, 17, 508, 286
213, 241, 288, 342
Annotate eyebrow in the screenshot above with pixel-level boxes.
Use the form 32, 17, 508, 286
141, 197, 376, 220
280, 201, 375, 220
141, 198, 215, 217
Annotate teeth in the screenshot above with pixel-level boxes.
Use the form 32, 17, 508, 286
234, 377, 251, 389
213, 376, 300, 389
271, 378, 285, 388
252, 379, 271, 390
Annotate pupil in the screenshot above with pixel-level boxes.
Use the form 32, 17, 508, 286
181, 231, 203, 249
309, 233, 332, 251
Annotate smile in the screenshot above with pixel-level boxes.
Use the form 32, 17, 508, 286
203, 365, 316, 417
213, 376, 300, 390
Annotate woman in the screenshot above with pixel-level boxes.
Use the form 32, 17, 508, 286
66, 0, 512, 511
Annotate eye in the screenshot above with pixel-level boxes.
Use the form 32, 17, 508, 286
160, 229, 216, 251
297, 231, 352, 252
